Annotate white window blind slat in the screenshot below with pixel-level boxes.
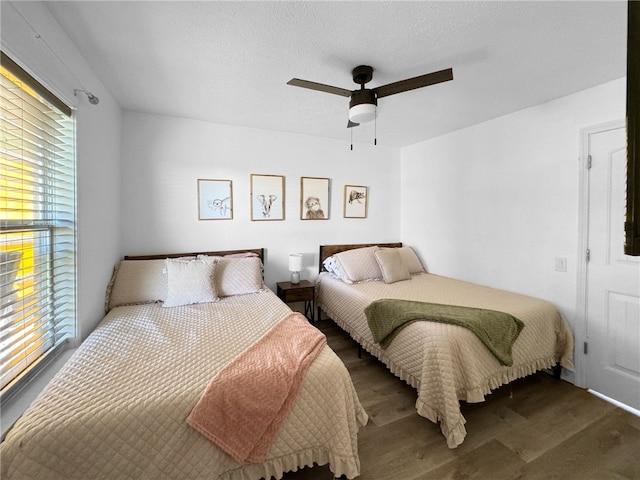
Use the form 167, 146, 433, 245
0, 81, 67, 129
0, 107, 65, 148
2, 144, 68, 169
0, 79, 68, 125
0, 52, 76, 397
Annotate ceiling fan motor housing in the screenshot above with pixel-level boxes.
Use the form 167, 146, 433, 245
349, 89, 377, 124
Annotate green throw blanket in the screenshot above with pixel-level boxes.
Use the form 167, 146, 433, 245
364, 299, 525, 366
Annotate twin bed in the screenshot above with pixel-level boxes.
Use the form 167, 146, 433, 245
1, 249, 367, 480
316, 243, 574, 449
1, 243, 574, 479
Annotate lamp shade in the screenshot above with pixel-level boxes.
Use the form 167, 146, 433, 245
349, 103, 376, 124
288, 253, 303, 272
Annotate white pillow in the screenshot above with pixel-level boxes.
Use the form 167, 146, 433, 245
374, 248, 411, 284
214, 256, 264, 296
163, 256, 219, 307
334, 246, 382, 284
107, 259, 167, 311
398, 246, 426, 275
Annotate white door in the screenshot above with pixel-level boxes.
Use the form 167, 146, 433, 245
586, 125, 640, 410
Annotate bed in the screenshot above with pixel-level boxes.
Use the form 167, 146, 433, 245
316, 242, 574, 449
1, 249, 368, 480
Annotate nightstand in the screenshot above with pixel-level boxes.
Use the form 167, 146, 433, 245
276, 280, 315, 322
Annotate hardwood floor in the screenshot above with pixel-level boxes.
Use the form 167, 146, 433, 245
283, 319, 640, 480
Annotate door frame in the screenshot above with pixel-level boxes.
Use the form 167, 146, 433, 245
575, 119, 625, 388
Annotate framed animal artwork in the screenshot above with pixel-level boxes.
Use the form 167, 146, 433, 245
300, 177, 330, 220
197, 179, 233, 220
250, 174, 285, 221
343, 185, 368, 218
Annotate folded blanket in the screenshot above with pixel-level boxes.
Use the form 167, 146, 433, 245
364, 299, 524, 366
186, 312, 326, 463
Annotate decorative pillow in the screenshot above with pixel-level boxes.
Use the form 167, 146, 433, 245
215, 256, 264, 296
322, 256, 345, 279
398, 246, 427, 275
163, 256, 219, 308
107, 259, 168, 311
334, 246, 382, 284
374, 248, 411, 284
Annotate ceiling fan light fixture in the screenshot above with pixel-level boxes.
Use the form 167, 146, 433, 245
349, 88, 377, 124
349, 103, 376, 124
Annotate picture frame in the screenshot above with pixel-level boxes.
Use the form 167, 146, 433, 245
250, 174, 285, 221
343, 185, 368, 218
300, 177, 330, 220
197, 179, 233, 220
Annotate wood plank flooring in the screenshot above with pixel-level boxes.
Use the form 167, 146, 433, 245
282, 319, 640, 480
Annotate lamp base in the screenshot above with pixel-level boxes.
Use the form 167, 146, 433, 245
291, 271, 300, 284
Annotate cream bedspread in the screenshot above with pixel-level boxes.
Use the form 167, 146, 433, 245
317, 272, 573, 448
1, 289, 368, 480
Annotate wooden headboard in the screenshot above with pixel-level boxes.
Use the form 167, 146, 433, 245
318, 242, 402, 272
125, 248, 264, 262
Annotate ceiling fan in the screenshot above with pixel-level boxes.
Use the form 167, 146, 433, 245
287, 65, 453, 128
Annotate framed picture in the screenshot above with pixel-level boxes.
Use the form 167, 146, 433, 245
343, 185, 368, 218
251, 174, 285, 221
300, 177, 330, 220
198, 179, 233, 220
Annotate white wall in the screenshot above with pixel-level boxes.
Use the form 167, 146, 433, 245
400, 78, 626, 350
1, 1, 122, 434
121, 112, 401, 289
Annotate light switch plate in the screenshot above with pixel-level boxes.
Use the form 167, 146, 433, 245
555, 257, 567, 272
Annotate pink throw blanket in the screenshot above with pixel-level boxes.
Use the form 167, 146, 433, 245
186, 312, 326, 463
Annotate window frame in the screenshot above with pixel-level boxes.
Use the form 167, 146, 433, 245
0, 51, 77, 403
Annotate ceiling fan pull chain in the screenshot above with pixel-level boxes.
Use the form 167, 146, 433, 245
374, 112, 377, 146
350, 127, 353, 151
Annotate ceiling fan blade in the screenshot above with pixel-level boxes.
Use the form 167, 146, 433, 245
373, 68, 453, 99
347, 120, 359, 128
287, 78, 352, 97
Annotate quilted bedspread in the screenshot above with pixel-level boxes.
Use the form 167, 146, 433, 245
317, 272, 573, 449
1, 289, 368, 480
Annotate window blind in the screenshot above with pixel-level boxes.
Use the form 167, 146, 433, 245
0, 52, 76, 398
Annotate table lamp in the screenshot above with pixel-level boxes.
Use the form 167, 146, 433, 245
289, 253, 303, 284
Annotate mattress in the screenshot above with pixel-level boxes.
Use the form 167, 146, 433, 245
317, 272, 573, 448
1, 289, 368, 479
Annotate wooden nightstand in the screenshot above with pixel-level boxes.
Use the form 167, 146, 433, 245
276, 280, 315, 322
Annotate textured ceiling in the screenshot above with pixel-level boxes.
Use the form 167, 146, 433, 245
45, 1, 627, 147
